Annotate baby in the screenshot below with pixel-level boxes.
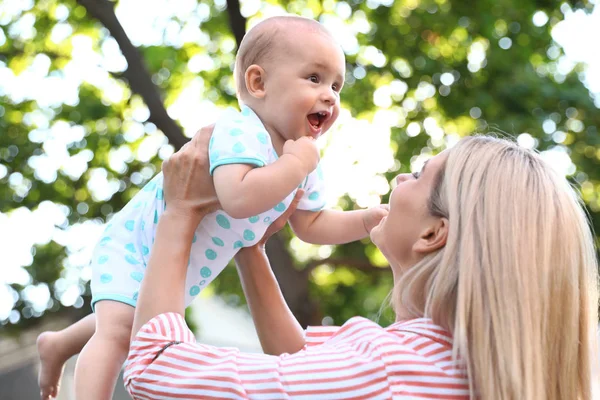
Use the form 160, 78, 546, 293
37, 15, 387, 400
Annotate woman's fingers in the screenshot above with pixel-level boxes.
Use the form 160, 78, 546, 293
192, 124, 214, 149
277, 189, 304, 225
160, 125, 220, 220
258, 189, 304, 246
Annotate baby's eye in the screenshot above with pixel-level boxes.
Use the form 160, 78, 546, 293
411, 171, 420, 179
308, 75, 319, 83
332, 83, 340, 92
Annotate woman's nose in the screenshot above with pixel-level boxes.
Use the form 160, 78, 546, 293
395, 173, 411, 185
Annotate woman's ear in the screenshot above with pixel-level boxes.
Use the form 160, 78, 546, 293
413, 218, 448, 254
245, 65, 266, 99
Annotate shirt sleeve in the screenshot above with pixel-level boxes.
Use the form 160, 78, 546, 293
124, 313, 393, 400
209, 108, 271, 175
304, 324, 340, 347
296, 163, 327, 211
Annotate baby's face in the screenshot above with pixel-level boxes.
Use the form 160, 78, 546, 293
261, 32, 346, 141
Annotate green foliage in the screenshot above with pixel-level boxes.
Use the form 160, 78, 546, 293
1, 0, 599, 333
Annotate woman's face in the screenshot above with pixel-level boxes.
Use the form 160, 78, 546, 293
370, 152, 448, 277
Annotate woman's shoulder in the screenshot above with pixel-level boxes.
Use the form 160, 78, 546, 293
306, 316, 453, 349
304, 317, 466, 388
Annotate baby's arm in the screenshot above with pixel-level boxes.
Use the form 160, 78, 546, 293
289, 206, 388, 245
213, 137, 319, 219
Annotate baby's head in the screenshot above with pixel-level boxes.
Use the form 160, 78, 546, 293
234, 16, 345, 141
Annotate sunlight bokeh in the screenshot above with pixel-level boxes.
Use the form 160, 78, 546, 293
1, 0, 599, 323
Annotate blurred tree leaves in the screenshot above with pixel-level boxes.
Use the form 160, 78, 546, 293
1, 0, 599, 335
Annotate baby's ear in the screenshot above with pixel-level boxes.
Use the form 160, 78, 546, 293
245, 65, 266, 99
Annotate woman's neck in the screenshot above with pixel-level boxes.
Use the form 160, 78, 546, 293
394, 307, 416, 323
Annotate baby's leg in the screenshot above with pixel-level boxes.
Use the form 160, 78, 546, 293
37, 314, 96, 400
74, 301, 134, 400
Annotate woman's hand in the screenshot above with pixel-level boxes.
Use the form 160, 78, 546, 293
161, 125, 220, 229
235, 189, 304, 261
257, 189, 304, 248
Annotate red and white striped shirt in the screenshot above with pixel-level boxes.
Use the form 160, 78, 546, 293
124, 312, 469, 399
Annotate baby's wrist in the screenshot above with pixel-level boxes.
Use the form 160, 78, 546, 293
282, 152, 310, 175
361, 210, 371, 235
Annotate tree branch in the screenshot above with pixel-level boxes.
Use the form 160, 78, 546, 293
304, 257, 389, 275
76, 0, 189, 150
226, 0, 247, 48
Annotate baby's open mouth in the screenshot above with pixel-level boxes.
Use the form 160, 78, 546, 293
307, 111, 329, 129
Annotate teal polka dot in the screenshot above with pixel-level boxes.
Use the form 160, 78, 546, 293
98, 255, 109, 265
130, 271, 144, 282
229, 128, 243, 136
308, 192, 320, 201
200, 267, 212, 278
189, 286, 200, 296
212, 237, 224, 247
216, 214, 231, 229
233, 240, 244, 249
249, 215, 259, 223
100, 273, 112, 284
241, 107, 252, 116
263, 217, 271, 224
257, 132, 269, 144
156, 189, 163, 200
125, 220, 135, 231
232, 142, 246, 154
205, 249, 217, 260
154, 210, 158, 224
143, 181, 157, 192
193, 234, 197, 243
125, 254, 140, 265
243, 229, 255, 241
134, 201, 143, 209
274, 202, 286, 212
125, 243, 136, 253
199, 280, 206, 285
317, 165, 324, 180
140, 221, 145, 231
210, 150, 220, 161
132, 291, 138, 301
99, 237, 111, 247
142, 246, 149, 256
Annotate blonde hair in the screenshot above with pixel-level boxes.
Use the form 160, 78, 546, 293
394, 135, 599, 399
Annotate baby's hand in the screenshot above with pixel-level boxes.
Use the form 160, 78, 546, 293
283, 137, 320, 174
362, 205, 389, 233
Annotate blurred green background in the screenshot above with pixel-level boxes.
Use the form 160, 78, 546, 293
1, 0, 599, 344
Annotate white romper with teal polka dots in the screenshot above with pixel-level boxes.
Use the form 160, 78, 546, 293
90, 106, 326, 309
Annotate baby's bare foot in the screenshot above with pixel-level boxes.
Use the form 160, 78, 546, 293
36, 331, 68, 400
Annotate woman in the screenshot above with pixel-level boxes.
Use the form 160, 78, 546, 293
124, 127, 599, 399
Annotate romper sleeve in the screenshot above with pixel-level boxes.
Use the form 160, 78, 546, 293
209, 107, 272, 175
296, 163, 327, 212
124, 313, 395, 400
